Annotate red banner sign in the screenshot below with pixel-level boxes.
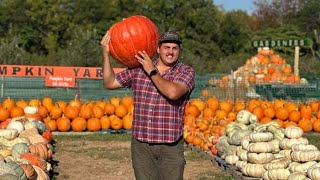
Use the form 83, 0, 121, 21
0, 65, 124, 79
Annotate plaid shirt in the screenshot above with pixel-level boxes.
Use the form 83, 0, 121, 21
115, 60, 195, 143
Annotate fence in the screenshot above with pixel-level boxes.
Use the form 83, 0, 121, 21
0, 74, 320, 103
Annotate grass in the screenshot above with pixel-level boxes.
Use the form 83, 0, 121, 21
53, 132, 132, 142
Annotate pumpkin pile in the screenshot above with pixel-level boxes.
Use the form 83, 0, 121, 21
210, 47, 305, 88
0, 114, 53, 179
183, 97, 320, 179
0, 96, 134, 132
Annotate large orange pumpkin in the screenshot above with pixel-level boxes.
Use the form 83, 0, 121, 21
108, 15, 159, 68
123, 114, 133, 130
56, 117, 71, 132
100, 116, 111, 130
71, 117, 87, 132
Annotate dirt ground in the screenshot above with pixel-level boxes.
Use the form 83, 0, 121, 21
51, 136, 230, 180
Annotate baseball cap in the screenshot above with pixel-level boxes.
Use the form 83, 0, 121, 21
159, 30, 182, 45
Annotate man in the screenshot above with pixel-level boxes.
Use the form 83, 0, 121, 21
100, 30, 195, 180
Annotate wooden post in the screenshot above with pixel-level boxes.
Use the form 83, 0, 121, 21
294, 46, 300, 76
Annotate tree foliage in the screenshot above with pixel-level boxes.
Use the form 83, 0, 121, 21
0, 0, 318, 74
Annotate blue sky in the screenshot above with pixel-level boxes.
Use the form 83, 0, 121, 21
214, 0, 254, 14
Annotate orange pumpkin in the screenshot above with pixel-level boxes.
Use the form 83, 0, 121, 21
15, 99, 28, 109
0, 107, 10, 122
206, 98, 219, 111
263, 107, 275, 119
10, 106, 24, 118
49, 105, 63, 120
64, 105, 80, 120
121, 96, 134, 109
312, 119, 320, 132
123, 114, 133, 130
115, 104, 128, 118
92, 106, 104, 119
80, 104, 93, 119
71, 117, 87, 132
56, 117, 71, 132
87, 117, 101, 131
288, 110, 301, 123
100, 116, 111, 130
45, 119, 57, 132
38, 105, 49, 119
110, 115, 123, 130
110, 96, 121, 107
68, 99, 82, 110
185, 104, 200, 118
104, 103, 116, 116
2, 98, 15, 111
298, 118, 312, 133
108, 15, 159, 68
300, 104, 312, 119
28, 99, 41, 108
275, 107, 289, 121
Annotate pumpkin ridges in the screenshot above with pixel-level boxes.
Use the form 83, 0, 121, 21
108, 15, 159, 68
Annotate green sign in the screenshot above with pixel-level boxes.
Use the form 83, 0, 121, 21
252, 39, 307, 47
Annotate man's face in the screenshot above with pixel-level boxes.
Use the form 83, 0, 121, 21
157, 42, 180, 65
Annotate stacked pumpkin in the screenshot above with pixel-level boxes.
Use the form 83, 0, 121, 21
209, 47, 305, 89
183, 98, 320, 157
0, 106, 53, 179
215, 110, 320, 179
0, 96, 134, 132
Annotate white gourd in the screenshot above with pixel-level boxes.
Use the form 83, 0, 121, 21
241, 136, 251, 150
242, 163, 266, 178
247, 152, 274, 164
235, 160, 247, 170
0, 129, 18, 140
269, 139, 280, 153
225, 155, 239, 165
23, 106, 39, 115
6, 121, 24, 134
249, 114, 258, 124
280, 137, 309, 150
236, 110, 252, 124
262, 168, 290, 180
249, 132, 274, 142
289, 161, 317, 173
287, 172, 310, 180
285, 126, 304, 138
307, 163, 320, 180
23, 121, 38, 130
291, 150, 320, 162
273, 129, 285, 141
279, 149, 292, 159
247, 142, 274, 153
291, 144, 318, 151
227, 130, 251, 146
236, 148, 248, 161
263, 157, 291, 170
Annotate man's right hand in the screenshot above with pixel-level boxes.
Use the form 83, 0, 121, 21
100, 31, 110, 54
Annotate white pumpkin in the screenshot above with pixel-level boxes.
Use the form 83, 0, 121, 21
236, 110, 252, 124
247, 152, 274, 164
289, 161, 317, 173
307, 163, 320, 180
0, 129, 18, 140
249, 132, 274, 142
247, 142, 274, 153
6, 121, 24, 134
225, 155, 239, 165
242, 163, 266, 177
235, 160, 247, 170
291, 144, 318, 151
287, 172, 309, 180
280, 137, 309, 150
262, 168, 290, 180
264, 157, 291, 170
291, 150, 320, 162
285, 126, 304, 139
23, 106, 39, 115
236, 148, 248, 161
279, 149, 292, 159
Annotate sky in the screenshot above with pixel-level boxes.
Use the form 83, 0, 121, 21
215, 0, 255, 15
